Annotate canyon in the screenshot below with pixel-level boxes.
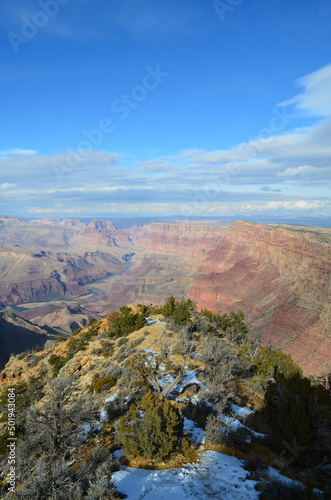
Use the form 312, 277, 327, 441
0, 216, 330, 376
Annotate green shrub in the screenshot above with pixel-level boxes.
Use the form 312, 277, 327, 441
48, 326, 99, 377
109, 309, 146, 337
263, 373, 331, 464
204, 414, 225, 446
88, 374, 115, 394
130, 337, 145, 348
243, 454, 269, 473
172, 301, 191, 325
0, 377, 44, 447
259, 479, 316, 499
118, 391, 184, 462
238, 344, 303, 381
158, 297, 196, 325
56, 334, 67, 343
48, 354, 66, 377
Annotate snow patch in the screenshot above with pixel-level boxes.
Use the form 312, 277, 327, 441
183, 418, 205, 444
112, 450, 260, 499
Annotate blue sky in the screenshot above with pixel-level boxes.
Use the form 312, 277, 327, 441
0, 0, 331, 219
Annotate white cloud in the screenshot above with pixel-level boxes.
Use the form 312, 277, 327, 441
277, 165, 317, 177
0, 150, 122, 185
241, 200, 329, 212
0, 182, 17, 190
0, 148, 37, 158
279, 63, 331, 117
1, 64, 331, 217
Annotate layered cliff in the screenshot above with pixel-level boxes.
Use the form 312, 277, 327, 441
0, 216, 133, 254
128, 222, 227, 257
189, 221, 331, 375
0, 246, 127, 307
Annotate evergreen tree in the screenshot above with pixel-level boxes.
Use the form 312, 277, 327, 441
118, 391, 184, 462
263, 373, 331, 463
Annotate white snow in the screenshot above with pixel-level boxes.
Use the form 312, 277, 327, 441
112, 450, 260, 499
99, 393, 118, 422
78, 423, 92, 442
105, 393, 118, 404
144, 317, 166, 326
178, 370, 203, 392
113, 449, 124, 461
266, 466, 305, 488
99, 409, 108, 422
231, 403, 254, 418
183, 417, 205, 444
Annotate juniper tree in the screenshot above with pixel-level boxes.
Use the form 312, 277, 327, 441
118, 391, 184, 462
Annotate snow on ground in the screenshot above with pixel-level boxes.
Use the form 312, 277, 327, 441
111, 449, 314, 499
99, 393, 119, 422
144, 317, 166, 327
112, 450, 260, 500
99, 409, 108, 422
160, 368, 204, 397
231, 403, 253, 418
113, 449, 124, 461
183, 417, 205, 443
78, 423, 92, 442
219, 404, 265, 440
266, 466, 305, 487
177, 370, 203, 392
221, 415, 265, 440
105, 393, 118, 404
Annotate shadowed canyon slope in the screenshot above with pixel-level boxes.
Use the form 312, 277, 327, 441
0, 216, 330, 375
0, 311, 59, 370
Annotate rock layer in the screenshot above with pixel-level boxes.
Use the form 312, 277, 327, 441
188, 221, 331, 375
0, 245, 127, 307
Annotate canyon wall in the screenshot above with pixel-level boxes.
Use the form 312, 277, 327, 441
129, 220, 330, 375
128, 222, 227, 257
0, 246, 128, 307
0, 217, 134, 307
0, 217, 329, 375
0, 216, 133, 254
188, 221, 331, 376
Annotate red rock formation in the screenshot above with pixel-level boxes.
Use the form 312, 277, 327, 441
189, 221, 331, 376
128, 222, 227, 257
0, 246, 127, 307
